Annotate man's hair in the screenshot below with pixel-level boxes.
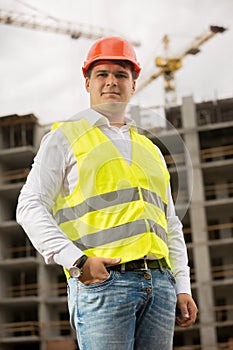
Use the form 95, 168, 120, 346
86, 60, 138, 79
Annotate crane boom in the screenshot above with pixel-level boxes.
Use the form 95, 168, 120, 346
179, 25, 226, 59
136, 25, 227, 101
0, 9, 141, 46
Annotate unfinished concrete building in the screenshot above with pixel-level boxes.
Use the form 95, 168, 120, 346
0, 96, 232, 349
159, 96, 233, 349
0, 114, 76, 350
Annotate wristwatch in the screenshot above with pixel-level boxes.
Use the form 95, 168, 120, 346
69, 255, 88, 278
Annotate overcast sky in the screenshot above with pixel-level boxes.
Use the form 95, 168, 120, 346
0, 0, 232, 124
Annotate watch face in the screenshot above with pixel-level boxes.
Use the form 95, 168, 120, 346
70, 267, 81, 278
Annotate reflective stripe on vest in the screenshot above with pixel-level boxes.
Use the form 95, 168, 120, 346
54, 187, 167, 225
74, 219, 167, 251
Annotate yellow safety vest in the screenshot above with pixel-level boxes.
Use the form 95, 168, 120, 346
52, 119, 171, 277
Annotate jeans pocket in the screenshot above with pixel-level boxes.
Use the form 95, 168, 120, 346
164, 269, 176, 288
77, 271, 117, 291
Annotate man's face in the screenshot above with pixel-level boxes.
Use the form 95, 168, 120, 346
85, 61, 136, 108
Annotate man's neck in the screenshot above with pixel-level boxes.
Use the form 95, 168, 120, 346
109, 121, 126, 128
93, 104, 126, 128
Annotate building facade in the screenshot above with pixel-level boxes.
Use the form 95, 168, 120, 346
0, 114, 76, 350
147, 96, 233, 350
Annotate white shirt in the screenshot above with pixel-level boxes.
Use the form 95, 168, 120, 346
16, 109, 191, 295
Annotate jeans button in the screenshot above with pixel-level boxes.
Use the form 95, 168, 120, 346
146, 288, 152, 294
144, 273, 150, 279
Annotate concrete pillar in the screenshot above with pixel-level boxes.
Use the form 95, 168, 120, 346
181, 96, 217, 349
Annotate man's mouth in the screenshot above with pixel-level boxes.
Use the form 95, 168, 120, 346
101, 91, 120, 96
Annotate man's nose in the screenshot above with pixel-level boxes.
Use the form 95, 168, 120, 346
106, 74, 117, 86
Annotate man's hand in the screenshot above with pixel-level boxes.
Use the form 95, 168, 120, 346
78, 256, 121, 285
176, 293, 198, 327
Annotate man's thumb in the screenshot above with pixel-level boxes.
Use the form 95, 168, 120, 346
180, 305, 190, 320
104, 258, 121, 266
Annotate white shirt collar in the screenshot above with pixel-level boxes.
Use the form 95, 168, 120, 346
70, 108, 137, 130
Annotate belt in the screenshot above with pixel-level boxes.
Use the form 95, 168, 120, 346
107, 258, 168, 273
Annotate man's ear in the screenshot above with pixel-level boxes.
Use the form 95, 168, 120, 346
85, 77, 90, 92
131, 80, 136, 94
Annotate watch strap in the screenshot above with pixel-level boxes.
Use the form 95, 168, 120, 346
75, 255, 88, 269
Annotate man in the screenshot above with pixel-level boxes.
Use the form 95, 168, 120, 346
17, 36, 198, 350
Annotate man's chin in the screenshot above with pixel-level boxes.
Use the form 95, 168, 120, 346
94, 102, 127, 114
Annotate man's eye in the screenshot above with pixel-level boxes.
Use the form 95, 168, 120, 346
97, 73, 107, 77
116, 73, 128, 79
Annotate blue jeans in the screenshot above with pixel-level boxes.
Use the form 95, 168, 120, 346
67, 268, 177, 350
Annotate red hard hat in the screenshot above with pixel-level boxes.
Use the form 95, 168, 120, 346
82, 36, 141, 79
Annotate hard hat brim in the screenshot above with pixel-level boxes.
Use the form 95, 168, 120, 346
82, 56, 141, 78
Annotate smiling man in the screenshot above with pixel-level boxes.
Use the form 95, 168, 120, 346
17, 36, 197, 350
85, 60, 136, 125
86, 61, 135, 102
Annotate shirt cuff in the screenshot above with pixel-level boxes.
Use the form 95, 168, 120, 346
175, 275, 192, 296
53, 243, 84, 270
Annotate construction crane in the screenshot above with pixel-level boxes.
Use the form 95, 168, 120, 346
136, 25, 227, 106
0, 9, 140, 46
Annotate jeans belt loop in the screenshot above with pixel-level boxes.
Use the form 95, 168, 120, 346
158, 259, 164, 272
144, 257, 148, 270
120, 263, 126, 273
